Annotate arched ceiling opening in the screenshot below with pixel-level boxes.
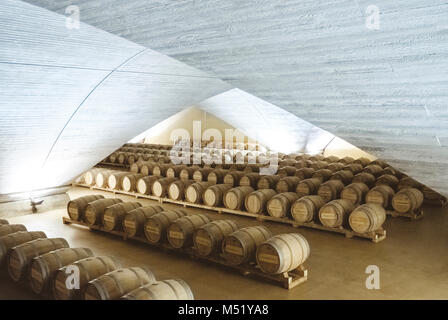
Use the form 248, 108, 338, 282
2, 0, 448, 197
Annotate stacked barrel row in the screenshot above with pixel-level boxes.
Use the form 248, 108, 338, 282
0, 218, 193, 300
67, 195, 311, 275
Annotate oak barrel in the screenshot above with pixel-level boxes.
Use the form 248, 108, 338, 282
296, 178, 322, 195
376, 174, 399, 189
168, 180, 195, 200
245, 189, 277, 214
310, 161, 329, 170
123, 205, 164, 237
291, 195, 325, 224
277, 166, 297, 177
67, 195, 105, 221
193, 220, 239, 256
276, 176, 302, 193
84, 169, 101, 186
179, 166, 200, 181
140, 163, 155, 176
318, 199, 355, 228
256, 233, 310, 274
352, 172, 376, 188
84, 198, 123, 226
103, 202, 142, 231
398, 177, 423, 191
392, 188, 424, 213
53, 256, 121, 300
167, 214, 211, 248
257, 175, 281, 189
343, 163, 363, 175
366, 185, 395, 208
349, 203, 386, 233
166, 166, 186, 178
267, 192, 300, 218
193, 168, 213, 182
207, 169, 229, 184
239, 173, 261, 188
340, 183, 369, 205
8, 238, 69, 282
29, 247, 93, 295
223, 171, 245, 186
0, 224, 27, 237
122, 174, 145, 192
185, 181, 214, 204
317, 180, 345, 203
95, 170, 114, 188
152, 164, 171, 177
152, 177, 176, 197
0, 219, 8, 225
330, 170, 354, 185
363, 164, 383, 177
203, 184, 233, 207
224, 186, 254, 210
338, 156, 355, 164
144, 210, 188, 243
121, 279, 194, 300
136, 176, 159, 195
312, 169, 333, 182
108, 172, 128, 190
326, 162, 345, 173
0, 231, 47, 266
84, 267, 156, 300
353, 157, 372, 167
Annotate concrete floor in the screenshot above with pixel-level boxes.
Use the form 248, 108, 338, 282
1, 186, 447, 300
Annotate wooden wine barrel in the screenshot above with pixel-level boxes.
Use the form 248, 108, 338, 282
129, 163, 140, 173
109, 153, 118, 163
140, 163, 155, 176
343, 163, 363, 175
121, 279, 194, 300
290, 195, 325, 224
366, 185, 395, 208
0, 224, 27, 237
371, 159, 388, 168
324, 155, 340, 163
180, 166, 200, 181
267, 192, 300, 218
203, 184, 233, 207
338, 156, 355, 164
223, 186, 254, 210
53, 256, 121, 300
144, 210, 188, 243
279, 159, 297, 167
168, 180, 195, 200
245, 189, 277, 214
340, 183, 369, 205
108, 172, 129, 190
207, 169, 229, 184
152, 164, 171, 177
330, 170, 354, 185
126, 154, 137, 165
193, 168, 213, 182
123, 206, 164, 237
392, 188, 424, 213
398, 177, 423, 191
352, 172, 376, 188
0, 231, 47, 266
122, 174, 145, 192
382, 166, 398, 176
95, 170, 114, 188
353, 157, 372, 167
239, 173, 260, 188
84, 267, 156, 300
8, 238, 69, 282
256, 233, 310, 274
185, 182, 214, 204
85, 198, 123, 226
103, 202, 142, 231
317, 180, 345, 203
257, 175, 281, 189
310, 161, 329, 170
0, 219, 8, 225
193, 220, 238, 256
152, 177, 176, 197
223, 171, 245, 186
136, 176, 159, 195
294, 159, 312, 169
277, 166, 297, 177
308, 155, 325, 162
326, 162, 345, 173
318, 199, 355, 228
312, 169, 333, 182
276, 176, 302, 193
349, 203, 386, 233
29, 247, 93, 295
84, 169, 102, 186
363, 164, 383, 177
296, 178, 322, 195
167, 214, 211, 248
166, 165, 186, 178
222, 226, 273, 265
376, 174, 399, 188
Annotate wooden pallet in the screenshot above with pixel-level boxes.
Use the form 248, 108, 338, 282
62, 217, 307, 289
386, 207, 424, 220
72, 183, 386, 243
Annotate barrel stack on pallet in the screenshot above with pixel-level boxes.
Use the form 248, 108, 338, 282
0, 215, 194, 300
62, 194, 311, 289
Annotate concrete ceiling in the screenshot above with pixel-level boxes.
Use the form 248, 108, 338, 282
23, 0, 448, 196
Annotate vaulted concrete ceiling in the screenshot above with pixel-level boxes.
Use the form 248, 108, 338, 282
25, 0, 448, 196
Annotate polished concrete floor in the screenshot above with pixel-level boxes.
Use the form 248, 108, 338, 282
1, 186, 447, 300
